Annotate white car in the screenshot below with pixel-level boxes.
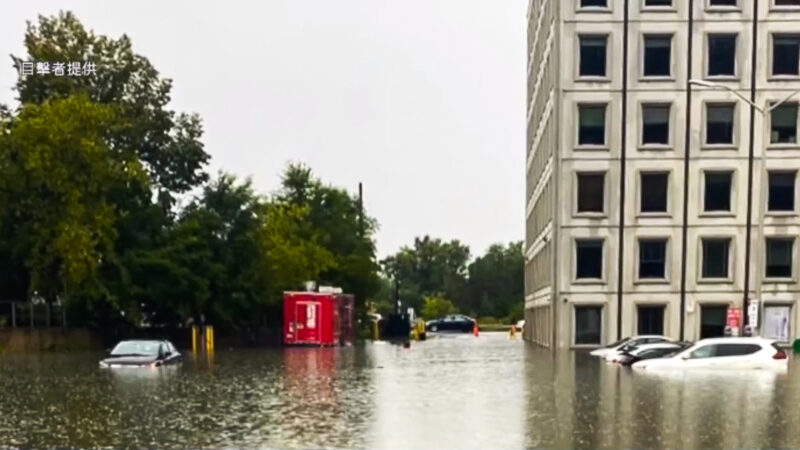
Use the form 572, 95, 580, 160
589, 335, 673, 359
632, 337, 788, 370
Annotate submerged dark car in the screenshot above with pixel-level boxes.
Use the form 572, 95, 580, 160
99, 340, 181, 368
615, 342, 692, 366
426, 315, 476, 333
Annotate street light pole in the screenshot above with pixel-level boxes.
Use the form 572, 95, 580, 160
688, 79, 800, 336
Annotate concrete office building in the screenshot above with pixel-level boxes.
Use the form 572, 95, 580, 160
524, 0, 800, 348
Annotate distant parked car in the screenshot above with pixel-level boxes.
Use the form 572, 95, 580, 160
632, 337, 788, 370
99, 340, 181, 368
426, 315, 475, 333
611, 342, 689, 366
590, 335, 673, 359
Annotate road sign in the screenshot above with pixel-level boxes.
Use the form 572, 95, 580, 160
727, 307, 741, 336
748, 299, 759, 328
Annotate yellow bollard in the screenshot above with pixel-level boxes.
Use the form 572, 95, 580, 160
371, 320, 379, 341
509, 324, 516, 339
205, 325, 214, 352
191, 325, 198, 354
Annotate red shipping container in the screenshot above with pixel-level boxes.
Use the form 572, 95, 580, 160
283, 292, 354, 346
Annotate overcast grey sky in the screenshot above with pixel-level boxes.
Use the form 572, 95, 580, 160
1, 0, 526, 258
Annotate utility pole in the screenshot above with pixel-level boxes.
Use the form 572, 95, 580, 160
358, 182, 364, 238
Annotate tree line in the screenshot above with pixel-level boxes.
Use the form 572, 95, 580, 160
0, 12, 523, 334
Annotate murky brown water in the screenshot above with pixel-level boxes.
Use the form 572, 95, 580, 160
0, 332, 799, 448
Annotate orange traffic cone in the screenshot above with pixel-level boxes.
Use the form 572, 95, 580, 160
473, 322, 479, 337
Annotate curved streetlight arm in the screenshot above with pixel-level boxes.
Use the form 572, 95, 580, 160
688, 79, 765, 114
689, 79, 800, 115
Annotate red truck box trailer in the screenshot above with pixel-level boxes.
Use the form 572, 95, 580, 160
283, 292, 354, 346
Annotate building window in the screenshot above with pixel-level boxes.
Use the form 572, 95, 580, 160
639, 239, 667, 279
637, 306, 665, 335
708, 34, 736, 77
770, 103, 798, 144
763, 305, 791, 342
709, 0, 737, 6
773, 35, 800, 76
768, 171, 796, 212
775, 0, 800, 6
701, 238, 730, 279
704, 171, 732, 212
643, 35, 672, 77
706, 103, 735, 145
640, 172, 668, 213
766, 238, 794, 278
578, 104, 606, 146
576, 239, 603, 279
577, 173, 605, 213
579, 36, 607, 77
574, 306, 602, 345
644, 0, 673, 6
580, 0, 608, 7
642, 104, 670, 145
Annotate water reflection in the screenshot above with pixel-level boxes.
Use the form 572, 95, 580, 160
1, 335, 800, 447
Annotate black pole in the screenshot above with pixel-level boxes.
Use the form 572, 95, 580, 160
358, 182, 364, 238
679, 0, 695, 342
742, 0, 759, 328
616, 0, 630, 341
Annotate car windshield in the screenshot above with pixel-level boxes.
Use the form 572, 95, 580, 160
604, 337, 630, 348
110, 341, 161, 356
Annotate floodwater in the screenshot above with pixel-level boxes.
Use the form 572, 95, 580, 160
0, 333, 799, 448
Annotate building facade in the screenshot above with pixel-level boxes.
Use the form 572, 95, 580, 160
524, 0, 800, 348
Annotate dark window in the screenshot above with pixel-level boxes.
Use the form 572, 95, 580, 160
642, 104, 670, 144
645, 0, 672, 5
577, 173, 605, 213
708, 34, 736, 76
771, 103, 798, 144
575, 306, 602, 345
766, 238, 793, 278
579, 36, 607, 77
639, 239, 667, 279
706, 104, 735, 144
580, 0, 607, 7
576, 239, 603, 279
775, 0, 800, 5
578, 105, 606, 145
715, 344, 761, 357
702, 238, 730, 278
704, 171, 732, 211
768, 171, 796, 211
773, 35, 800, 76
700, 306, 728, 339
709, 0, 737, 6
644, 35, 672, 77
641, 172, 668, 212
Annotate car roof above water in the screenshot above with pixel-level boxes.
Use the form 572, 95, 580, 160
692, 337, 776, 346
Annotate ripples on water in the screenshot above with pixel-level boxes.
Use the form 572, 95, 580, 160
0, 333, 798, 448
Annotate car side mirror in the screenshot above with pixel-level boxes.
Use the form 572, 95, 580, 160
164, 351, 172, 357
681, 355, 689, 360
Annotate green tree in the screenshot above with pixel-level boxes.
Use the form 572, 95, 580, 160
421, 295, 457, 320
381, 236, 470, 312
466, 242, 524, 321
0, 95, 146, 307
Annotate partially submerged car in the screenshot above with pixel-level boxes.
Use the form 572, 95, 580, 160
632, 337, 788, 370
99, 340, 182, 368
590, 335, 673, 359
611, 342, 690, 366
426, 315, 476, 333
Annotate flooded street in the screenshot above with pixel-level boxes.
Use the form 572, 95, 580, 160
1, 333, 800, 448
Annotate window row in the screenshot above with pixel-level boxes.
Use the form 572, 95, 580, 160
578, 33, 800, 80
577, 102, 800, 148
580, 0, 800, 12
576, 170, 800, 215
575, 236, 797, 282
574, 302, 793, 346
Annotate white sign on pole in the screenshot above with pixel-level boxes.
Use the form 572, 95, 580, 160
748, 298, 759, 328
